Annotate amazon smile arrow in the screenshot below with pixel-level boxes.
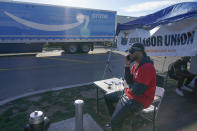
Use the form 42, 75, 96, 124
4, 11, 89, 31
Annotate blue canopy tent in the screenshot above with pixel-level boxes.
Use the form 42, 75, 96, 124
117, 2, 197, 32
116, 2, 197, 73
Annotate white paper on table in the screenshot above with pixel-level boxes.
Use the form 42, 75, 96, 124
104, 80, 113, 85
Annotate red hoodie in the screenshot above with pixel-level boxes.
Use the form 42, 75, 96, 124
124, 61, 156, 108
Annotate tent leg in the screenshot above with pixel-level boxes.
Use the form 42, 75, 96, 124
162, 56, 167, 73
102, 41, 115, 79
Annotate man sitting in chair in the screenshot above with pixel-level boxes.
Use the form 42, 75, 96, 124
168, 57, 195, 96
104, 43, 156, 131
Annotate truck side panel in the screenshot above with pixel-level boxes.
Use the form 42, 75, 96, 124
0, 1, 116, 43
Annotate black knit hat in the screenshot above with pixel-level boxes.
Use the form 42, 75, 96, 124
129, 43, 145, 54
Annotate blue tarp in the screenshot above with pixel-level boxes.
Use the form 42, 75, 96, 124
117, 2, 197, 31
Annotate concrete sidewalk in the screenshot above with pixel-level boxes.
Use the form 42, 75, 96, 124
138, 83, 197, 131
48, 114, 103, 131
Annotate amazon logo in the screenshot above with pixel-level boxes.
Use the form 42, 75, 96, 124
4, 11, 90, 31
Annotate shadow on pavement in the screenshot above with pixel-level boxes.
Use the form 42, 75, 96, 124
143, 80, 197, 131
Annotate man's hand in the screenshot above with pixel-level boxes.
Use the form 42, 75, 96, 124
123, 80, 129, 88
125, 54, 135, 67
125, 55, 131, 67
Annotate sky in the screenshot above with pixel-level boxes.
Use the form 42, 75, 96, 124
16, 0, 197, 17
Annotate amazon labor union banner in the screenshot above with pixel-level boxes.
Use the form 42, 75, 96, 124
117, 17, 197, 56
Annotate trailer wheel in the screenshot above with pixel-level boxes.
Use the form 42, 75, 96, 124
67, 44, 78, 53
81, 44, 90, 53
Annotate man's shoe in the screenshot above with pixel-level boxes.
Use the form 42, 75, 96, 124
181, 85, 193, 92
176, 88, 184, 96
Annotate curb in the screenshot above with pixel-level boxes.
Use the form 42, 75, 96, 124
0, 82, 93, 106
0, 53, 37, 57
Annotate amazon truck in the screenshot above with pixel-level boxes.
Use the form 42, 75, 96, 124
0, 1, 116, 53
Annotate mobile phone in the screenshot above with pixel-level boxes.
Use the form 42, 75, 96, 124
126, 55, 131, 61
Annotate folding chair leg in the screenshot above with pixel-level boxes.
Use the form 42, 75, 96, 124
153, 106, 156, 131
163, 75, 168, 88
130, 121, 133, 131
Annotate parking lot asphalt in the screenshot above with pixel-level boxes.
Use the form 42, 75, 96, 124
0, 47, 179, 102
0, 49, 125, 101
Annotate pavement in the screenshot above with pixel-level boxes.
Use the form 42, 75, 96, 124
48, 113, 103, 131
0, 48, 125, 102
138, 84, 197, 131
0, 47, 179, 103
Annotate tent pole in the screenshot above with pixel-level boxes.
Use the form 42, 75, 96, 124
162, 56, 167, 73
102, 39, 116, 79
